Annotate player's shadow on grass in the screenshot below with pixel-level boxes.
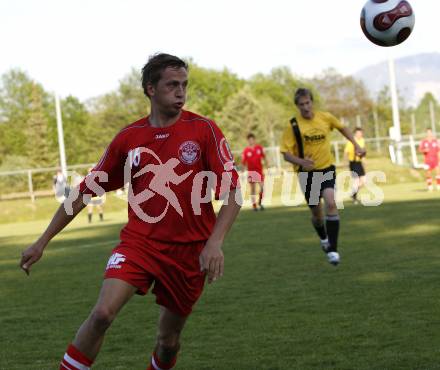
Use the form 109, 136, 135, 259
2, 198, 440, 370
235, 197, 440, 250
0, 222, 125, 273
3, 197, 439, 273
412, 188, 436, 193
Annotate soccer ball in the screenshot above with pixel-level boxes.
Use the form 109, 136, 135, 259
360, 0, 415, 47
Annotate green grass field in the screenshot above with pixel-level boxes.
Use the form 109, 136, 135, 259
1, 181, 440, 369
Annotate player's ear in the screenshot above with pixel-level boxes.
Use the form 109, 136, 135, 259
146, 83, 155, 97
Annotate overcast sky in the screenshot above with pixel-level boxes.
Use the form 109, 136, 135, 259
1, 0, 438, 101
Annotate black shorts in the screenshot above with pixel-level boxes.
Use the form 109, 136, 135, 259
298, 165, 336, 208
349, 161, 365, 177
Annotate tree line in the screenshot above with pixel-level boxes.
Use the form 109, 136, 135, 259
0, 63, 438, 172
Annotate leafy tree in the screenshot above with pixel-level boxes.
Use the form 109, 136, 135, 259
256, 95, 290, 147
311, 68, 373, 127
217, 86, 262, 149
373, 86, 393, 138
186, 64, 243, 118
0, 70, 35, 161
249, 66, 309, 113
117, 68, 150, 122
87, 68, 150, 160
27, 84, 55, 167
0, 69, 59, 168
24, 84, 58, 189
217, 86, 288, 151
60, 96, 94, 164
2, 62, 440, 175
415, 92, 439, 133
372, 85, 415, 137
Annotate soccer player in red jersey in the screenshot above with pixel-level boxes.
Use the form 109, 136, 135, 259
20, 54, 241, 370
419, 128, 440, 191
242, 133, 266, 211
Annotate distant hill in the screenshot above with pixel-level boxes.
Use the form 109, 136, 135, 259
354, 52, 440, 107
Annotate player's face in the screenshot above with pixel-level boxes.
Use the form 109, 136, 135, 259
248, 137, 255, 146
355, 130, 363, 139
149, 67, 188, 117
427, 130, 433, 139
296, 95, 313, 119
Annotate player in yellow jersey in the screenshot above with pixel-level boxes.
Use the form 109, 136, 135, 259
344, 128, 366, 204
280, 88, 365, 266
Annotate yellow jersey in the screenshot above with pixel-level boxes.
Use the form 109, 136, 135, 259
344, 138, 365, 162
280, 111, 343, 171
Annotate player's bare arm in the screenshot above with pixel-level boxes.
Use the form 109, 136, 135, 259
20, 191, 86, 275
339, 127, 366, 157
199, 189, 241, 284
282, 151, 315, 171
263, 156, 269, 169
241, 155, 246, 167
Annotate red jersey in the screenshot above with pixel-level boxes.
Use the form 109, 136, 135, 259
419, 139, 440, 163
79, 110, 239, 243
242, 145, 265, 173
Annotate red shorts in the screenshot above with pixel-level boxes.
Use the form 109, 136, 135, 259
425, 160, 438, 170
247, 170, 264, 183
104, 237, 206, 317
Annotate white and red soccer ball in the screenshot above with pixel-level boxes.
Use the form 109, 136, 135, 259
360, 0, 415, 47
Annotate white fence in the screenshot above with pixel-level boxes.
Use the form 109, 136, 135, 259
0, 134, 432, 202
0, 164, 94, 202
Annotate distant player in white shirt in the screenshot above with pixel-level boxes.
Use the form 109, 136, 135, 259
86, 167, 105, 223
53, 170, 68, 203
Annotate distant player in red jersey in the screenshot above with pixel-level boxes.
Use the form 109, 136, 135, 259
242, 133, 266, 211
20, 54, 241, 370
419, 128, 440, 191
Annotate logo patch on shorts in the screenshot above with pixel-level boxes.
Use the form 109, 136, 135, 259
106, 252, 126, 270
178, 141, 201, 165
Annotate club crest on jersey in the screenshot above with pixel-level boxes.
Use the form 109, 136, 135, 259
220, 138, 233, 162
128, 148, 141, 168
178, 141, 201, 165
